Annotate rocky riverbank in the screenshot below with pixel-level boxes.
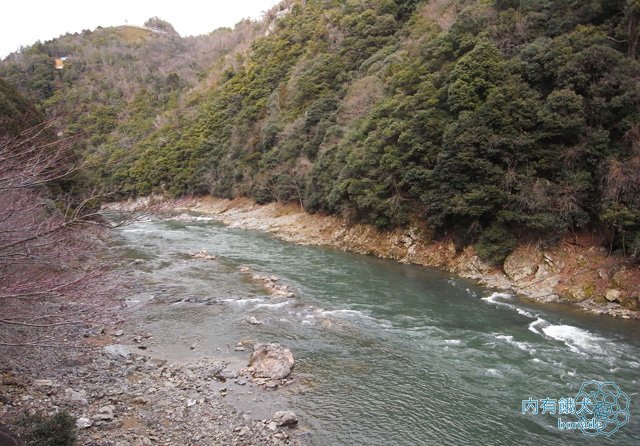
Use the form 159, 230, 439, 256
0, 216, 305, 446
1, 331, 304, 445
106, 195, 640, 320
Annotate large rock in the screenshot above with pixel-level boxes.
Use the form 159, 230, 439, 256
248, 343, 294, 380
246, 316, 264, 325
273, 410, 298, 427
605, 289, 622, 302
92, 405, 115, 421
75, 417, 93, 429
503, 248, 541, 282
103, 344, 132, 360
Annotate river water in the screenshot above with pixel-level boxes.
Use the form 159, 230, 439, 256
114, 215, 639, 446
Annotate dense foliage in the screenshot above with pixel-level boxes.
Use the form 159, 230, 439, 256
0, 18, 265, 195
0, 78, 42, 135
2, 0, 639, 263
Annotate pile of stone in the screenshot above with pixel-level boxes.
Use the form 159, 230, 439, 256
239, 266, 296, 298
190, 249, 218, 260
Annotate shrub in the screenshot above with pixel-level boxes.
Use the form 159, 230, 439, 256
16, 411, 76, 446
475, 224, 517, 266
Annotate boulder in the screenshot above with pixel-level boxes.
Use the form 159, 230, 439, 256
273, 410, 298, 427
92, 405, 115, 421
64, 388, 88, 405
75, 417, 93, 429
246, 316, 264, 325
248, 343, 294, 380
191, 249, 217, 260
605, 289, 622, 302
503, 249, 540, 282
103, 344, 132, 360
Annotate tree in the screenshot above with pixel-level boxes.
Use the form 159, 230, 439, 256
144, 17, 180, 36
0, 122, 118, 351
625, 0, 640, 58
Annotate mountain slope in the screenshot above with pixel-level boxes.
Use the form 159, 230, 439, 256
2, 0, 639, 270
0, 15, 267, 193
120, 0, 640, 264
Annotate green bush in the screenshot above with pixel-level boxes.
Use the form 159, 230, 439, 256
16, 411, 76, 446
475, 224, 518, 266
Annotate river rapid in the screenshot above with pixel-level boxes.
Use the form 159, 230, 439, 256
114, 215, 639, 446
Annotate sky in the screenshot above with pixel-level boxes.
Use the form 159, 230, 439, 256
1, 0, 280, 58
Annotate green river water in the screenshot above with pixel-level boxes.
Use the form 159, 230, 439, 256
115, 215, 639, 446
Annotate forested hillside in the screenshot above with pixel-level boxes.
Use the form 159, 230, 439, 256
0, 15, 266, 193
2, 0, 640, 264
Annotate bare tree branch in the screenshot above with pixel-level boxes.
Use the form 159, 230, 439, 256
0, 123, 122, 353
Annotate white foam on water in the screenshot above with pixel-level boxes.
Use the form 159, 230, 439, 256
184, 225, 209, 231
541, 324, 605, 355
483, 292, 513, 301
494, 334, 535, 353
221, 297, 265, 306
444, 339, 462, 345
254, 301, 291, 309
516, 308, 535, 318
627, 361, 640, 369
528, 317, 546, 335
485, 368, 502, 377
316, 309, 367, 318
481, 292, 538, 320
481, 292, 517, 311
559, 368, 578, 379
528, 317, 609, 355
406, 325, 439, 332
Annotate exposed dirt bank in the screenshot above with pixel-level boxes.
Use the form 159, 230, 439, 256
106, 195, 640, 320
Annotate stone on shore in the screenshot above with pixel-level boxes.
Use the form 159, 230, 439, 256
103, 344, 132, 360
605, 289, 621, 302
248, 343, 294, 380
76, 417, 93, 429
92, 405, 115, 421
273, 410, 298, 427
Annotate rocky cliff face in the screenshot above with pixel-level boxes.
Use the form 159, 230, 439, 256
108, 196, 640, 319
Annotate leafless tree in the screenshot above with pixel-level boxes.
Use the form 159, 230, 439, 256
0, 123, 120, 354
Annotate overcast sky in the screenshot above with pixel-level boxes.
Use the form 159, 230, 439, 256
1, 0, 280, 58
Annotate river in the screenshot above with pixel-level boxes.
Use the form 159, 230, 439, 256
114, 215, 639, 446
